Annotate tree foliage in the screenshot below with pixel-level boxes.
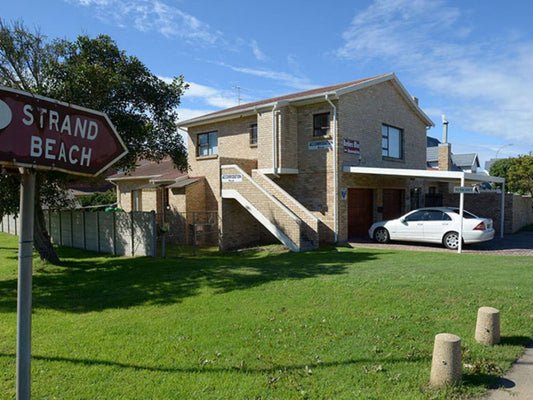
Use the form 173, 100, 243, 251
78, 189, 117, 209
490, 155, 533, 195
489, 158, 514, 190
0, 20, 188, 263
507, 155, 533, 195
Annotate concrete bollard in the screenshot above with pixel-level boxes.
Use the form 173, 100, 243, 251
430, 333, 462, 387
475, 307, 500, 346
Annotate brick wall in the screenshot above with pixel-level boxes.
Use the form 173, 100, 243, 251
441, 192, 533, 235
512, 195, 533, 232
338, 81, 428, 170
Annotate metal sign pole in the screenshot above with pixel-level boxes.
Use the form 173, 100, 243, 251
16, 168, 36, 400
458, 175, 465, 254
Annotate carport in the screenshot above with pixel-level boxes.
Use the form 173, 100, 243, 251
342, 166, 506, 253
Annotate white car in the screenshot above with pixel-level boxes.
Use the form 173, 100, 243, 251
368, 207, 495, 249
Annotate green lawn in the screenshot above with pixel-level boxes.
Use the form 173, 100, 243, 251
0, 233, 531, 399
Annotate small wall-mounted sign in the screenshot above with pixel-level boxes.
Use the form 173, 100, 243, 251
341, 187, 347, 200
343, 138, 360, 154
308, 140, 333, 150
453, 186, 479, 194
222, 174, 243, 183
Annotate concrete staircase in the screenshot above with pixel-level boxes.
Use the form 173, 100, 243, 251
221, 165, 319, 252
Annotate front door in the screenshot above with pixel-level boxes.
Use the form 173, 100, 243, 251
348, 188, 373, 237
383, 189, 403, 220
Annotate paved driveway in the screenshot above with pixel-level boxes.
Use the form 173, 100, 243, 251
348, 231, 533, 256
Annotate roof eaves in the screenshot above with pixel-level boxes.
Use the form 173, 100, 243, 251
179, 73, 434, 129
107, 174, 162, 181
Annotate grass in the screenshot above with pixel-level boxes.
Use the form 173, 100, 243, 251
0, 233, 532, 399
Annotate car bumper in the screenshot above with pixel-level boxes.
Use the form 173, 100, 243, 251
463, 228, 495, 244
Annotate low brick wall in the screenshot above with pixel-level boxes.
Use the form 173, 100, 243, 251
442, 192, 533, 234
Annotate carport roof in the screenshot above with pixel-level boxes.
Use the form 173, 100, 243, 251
344, 165, 506, 250
343, 166, 505, 184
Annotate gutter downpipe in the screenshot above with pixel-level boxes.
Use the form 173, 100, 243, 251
272, 103, 279, 176
108, 180, 120, 209
325, 94, 338, 243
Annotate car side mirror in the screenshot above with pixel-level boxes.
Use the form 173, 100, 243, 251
400, 218, 406, 223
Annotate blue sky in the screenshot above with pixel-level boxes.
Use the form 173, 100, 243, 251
4, 0, 532, 167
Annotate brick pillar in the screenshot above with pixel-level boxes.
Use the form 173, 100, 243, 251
438, 143, 452, 171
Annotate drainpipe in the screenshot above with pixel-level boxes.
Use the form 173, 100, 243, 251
272, 103, 279, 175
325, 94, 338, 243
108, 180, 120, 208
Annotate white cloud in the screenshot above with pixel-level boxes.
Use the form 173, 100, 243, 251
67, 0, 220, 44
337, 0, 533, 154
216, 62, 316, 91
251, 40, 267, 61
184, 82, 239, 109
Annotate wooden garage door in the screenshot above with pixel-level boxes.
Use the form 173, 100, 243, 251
348, 188, 373, 237
383, 189, 403, 220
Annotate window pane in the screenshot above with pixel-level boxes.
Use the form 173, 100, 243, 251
209, 132, 218, 155
382, 124, 402, 159
389, 129, 401, 158
405, 211, 424, 221
198, 131, 218, 156
250, 124, 258, 145
313, 113, 330, 136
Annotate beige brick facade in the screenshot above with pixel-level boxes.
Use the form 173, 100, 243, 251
179, 74, 434, 250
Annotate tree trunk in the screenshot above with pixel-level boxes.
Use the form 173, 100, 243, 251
33, 175, 61, 265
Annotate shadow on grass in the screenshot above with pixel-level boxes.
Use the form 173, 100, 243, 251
0, 247, 378, 313
0, 351, 429, 375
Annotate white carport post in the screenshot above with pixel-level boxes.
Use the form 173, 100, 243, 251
458, 174, 465, 254
500, 181, 505, 239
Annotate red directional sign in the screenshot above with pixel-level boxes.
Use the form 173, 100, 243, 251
0, 85, 128, 177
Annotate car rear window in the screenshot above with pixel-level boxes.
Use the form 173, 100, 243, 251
450, 209, 477, 219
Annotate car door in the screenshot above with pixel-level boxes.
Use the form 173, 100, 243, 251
392, 210, 425, 240
422, 210, 452, 241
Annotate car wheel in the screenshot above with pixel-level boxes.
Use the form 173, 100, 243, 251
374, 227, 390, 243
443, 231, 460, 249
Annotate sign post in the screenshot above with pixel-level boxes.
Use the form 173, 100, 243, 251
0, 85, 127, 399
453, 185, 479, 253
16, 169, 35, 400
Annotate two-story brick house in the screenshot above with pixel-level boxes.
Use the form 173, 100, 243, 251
178, 73, 435, 251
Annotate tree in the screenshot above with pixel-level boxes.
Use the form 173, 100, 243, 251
489, 158, 515, 191
0, 20, 188, 264
78, 189, 117, 210
507, 155, 533, 195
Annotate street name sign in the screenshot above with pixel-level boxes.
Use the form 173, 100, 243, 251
0, 85, 128, 176
453, 186, 479, 194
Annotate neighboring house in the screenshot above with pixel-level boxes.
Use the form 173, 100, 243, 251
426, 136, 480, 173
178, 73, 436, 251
107, 158, 204, 219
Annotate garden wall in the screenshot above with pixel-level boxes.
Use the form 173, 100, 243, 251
1, 211, 157, 257
441, 192, 533, 235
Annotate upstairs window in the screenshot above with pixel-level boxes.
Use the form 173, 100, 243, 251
250, 124, 258, 146
313, 112, 330, 137
197, 131, 218, 156
382, 124, 403, 159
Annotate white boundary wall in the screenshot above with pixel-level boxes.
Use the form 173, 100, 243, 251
1, 211, 156, 257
